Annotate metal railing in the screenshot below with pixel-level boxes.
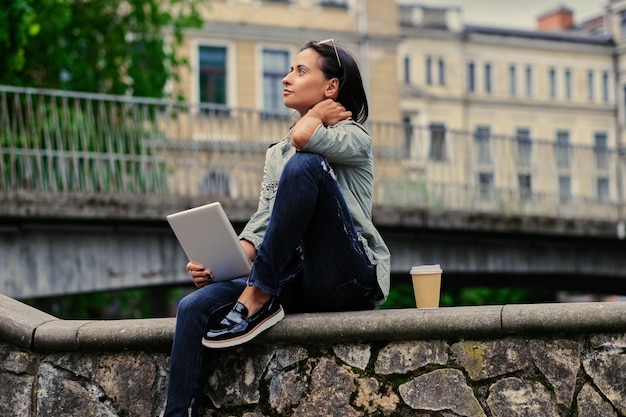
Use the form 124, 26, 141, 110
1, 85, 623, 222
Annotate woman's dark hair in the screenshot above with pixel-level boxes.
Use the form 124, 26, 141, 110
303, 40, 369, 124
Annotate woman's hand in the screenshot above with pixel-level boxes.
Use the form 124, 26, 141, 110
187, 261, 214, 288
309, 99, 352, 127
290, 99, 352, 149
240, 239, 257, 262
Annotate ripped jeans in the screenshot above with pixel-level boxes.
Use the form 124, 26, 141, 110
163, 151, 378, 417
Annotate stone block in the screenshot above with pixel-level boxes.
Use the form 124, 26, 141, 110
486, 377, 560, 417
451, 338, 531, 381
399, 369, 485, 417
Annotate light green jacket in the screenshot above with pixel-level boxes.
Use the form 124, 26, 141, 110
239, 120, 390, 304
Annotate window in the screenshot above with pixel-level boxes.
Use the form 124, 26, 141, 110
509, 65, 516, 96
438, 58, 445, 86
622, 84, 626, 121
425, 56, 432, 85
429, 123, 446, 161
587, 70, 594, 101
621, 10, 626, 39
262, 49, 289, 116
199, 171, 230, 196
199, 46, 227, 105
474, 126, 492, 165
485, 63, 492, 94
319, 0, 347, 6
403, 56, 411, 84
516, 128, 532, 167
467, 62, 475, 93
558, 175, 571, 203
402, 115, 414, 155
478, 172, 494, 200
597, 177, 609, 201
525, 65, 533, 97
602, 71, 609, 102
518, 174, 532, 201
555, 130, 570, 169
564, 68, 572, 100
549, 67, 556, 99
594, 132, 609, 171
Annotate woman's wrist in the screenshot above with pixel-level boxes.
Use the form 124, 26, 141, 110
304, 109, 324, 126
291, 115, 323, 148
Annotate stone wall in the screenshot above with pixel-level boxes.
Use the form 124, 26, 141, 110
1, 294, 625, 417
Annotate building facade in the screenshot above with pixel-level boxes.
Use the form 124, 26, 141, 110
397, 2, 618, 212
170, 0, 626, 218
176, 0, 401, 122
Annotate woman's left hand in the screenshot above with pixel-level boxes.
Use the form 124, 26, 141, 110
310, 99, 352, 126
187, 261, 214, 288
291, 99, 352, 149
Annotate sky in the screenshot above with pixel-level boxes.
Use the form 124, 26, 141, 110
402, 0, 607, 30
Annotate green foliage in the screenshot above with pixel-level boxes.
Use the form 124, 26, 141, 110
439, 287, 550, 306
24, 286, 193, 319
380, 283, 416, 308
25, 282, 554, 319
1, 94, 168, 192
0, 0, 39, 77
26, 288, 153, 319
0, 0, 205, 98
381, 283, 552, 309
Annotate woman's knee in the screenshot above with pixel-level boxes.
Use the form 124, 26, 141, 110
175, 291, 202, 318
283, 152, 329, 178
176, 287, 217, 317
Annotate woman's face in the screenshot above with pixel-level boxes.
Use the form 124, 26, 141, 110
282, 48, 335, 116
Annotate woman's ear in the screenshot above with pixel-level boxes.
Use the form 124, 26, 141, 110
324, 78, 340, 99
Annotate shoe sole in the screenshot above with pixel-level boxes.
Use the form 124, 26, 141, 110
201, 306, 285, 349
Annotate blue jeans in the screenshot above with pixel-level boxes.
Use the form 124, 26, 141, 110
163, 152, 378, 416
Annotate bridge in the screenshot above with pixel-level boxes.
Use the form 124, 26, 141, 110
2, 85, 626, 300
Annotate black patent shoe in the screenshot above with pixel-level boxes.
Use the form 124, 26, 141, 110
202, 296, 284, 349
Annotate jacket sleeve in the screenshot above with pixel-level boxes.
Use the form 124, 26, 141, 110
238, 146, 276, 250
300, 120, 371, 166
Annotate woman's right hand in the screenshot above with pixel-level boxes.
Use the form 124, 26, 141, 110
187, 261, 214, 288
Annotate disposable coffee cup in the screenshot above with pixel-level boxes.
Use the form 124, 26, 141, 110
410, 264, 443, 308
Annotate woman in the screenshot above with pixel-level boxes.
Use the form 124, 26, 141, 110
163, 39, 390, 417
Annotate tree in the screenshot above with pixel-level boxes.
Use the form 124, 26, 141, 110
0, 0, 39, 78
0, 0, 204, 98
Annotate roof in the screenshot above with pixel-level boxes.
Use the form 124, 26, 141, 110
464, 24, 614, 46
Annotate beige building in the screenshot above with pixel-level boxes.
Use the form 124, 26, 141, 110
170, 0, 626, 219
396, 2, 619, 214
164, 0, 403, 203
176, 0, 401, 122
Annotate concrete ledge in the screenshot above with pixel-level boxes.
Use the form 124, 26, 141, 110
0, 293, 57, 349
33, 318, 174, 352
2, 293, 626, 352
74, 318, 175, 352
259, 302, 626, 344
502, 302, 626, 334
259, 305, 505, 344
34, 319, 91, 351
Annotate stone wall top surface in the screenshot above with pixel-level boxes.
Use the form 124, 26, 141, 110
2, 293, 626, 352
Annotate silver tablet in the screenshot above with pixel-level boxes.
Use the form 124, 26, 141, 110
166, 202, 252, 281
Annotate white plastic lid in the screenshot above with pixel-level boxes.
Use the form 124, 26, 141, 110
410, 264, 442, 274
